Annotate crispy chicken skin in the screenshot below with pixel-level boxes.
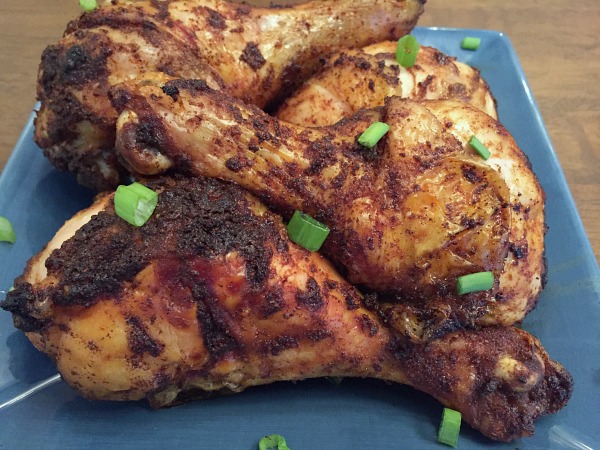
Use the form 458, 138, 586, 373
277, 41, 498, 126
111, 77, 545, 341
1, 177, 571, 442
34, 0, 425, 190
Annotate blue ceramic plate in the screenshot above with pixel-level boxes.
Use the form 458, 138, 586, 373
0, 28, 599, 449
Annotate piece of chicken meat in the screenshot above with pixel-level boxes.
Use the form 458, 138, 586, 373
111, 77, 545, 341
276, 41, 498, 126
0, 176, 571, 443
34, 0, 425, 190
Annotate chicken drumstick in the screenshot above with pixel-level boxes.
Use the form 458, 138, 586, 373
112, 76, 545, 341
35, 0, 425, 190
276, 41, 498, 126
1, 177, 570, 443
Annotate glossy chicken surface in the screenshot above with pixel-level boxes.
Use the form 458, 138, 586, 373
34, 0, 425, 190
0, 177, 571, 442
112, 77, 545, 341
277, 41, 498, 126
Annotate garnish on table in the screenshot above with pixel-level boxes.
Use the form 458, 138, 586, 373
79, 0, 98, 12
461, 36, 481, 51
258, 434, 290, 450
438, 407, 462, 447
0, 216, 16, 244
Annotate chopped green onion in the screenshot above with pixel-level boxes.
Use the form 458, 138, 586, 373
114, 182, 158, 227
468, 135, 491, 160
0, 216, 16, 244
457, 271, 494, 295
79, 0, 98, 12
287, 210, 330, 252
258, 434, 290, 450
461, 37, 481, 51
438, 408, 462, 447
396, 34, 420, 68
358, 122, 390, 148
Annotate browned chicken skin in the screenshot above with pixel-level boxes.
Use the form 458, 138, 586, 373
111, 77, 545, 341
34, 0, 425, 190
277, 41, 498, 126
0, 177, 571, 442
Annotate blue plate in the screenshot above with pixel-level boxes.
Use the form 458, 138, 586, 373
0, 28, 599, 449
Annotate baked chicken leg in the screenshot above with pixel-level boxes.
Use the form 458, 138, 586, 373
1, 177, 571, 442
111, 77, 546, 341
34, 0, 425, 190
276, 41, 498, 126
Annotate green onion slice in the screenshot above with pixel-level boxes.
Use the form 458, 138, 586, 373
468, 135, 491, 160
287, 211, 330, 252
438, 407, 462, 447
461, 37, 481, 51
0, 216, 16, 244
457, 271, 494, 295
396, 34, 420, 68
358, 122, 390, 149
258, 434, 290, 450
114, 182, 158, 227
79, 0, 98, 12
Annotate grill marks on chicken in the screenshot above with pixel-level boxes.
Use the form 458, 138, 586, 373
0, 177, 572, 442
112, 77, 544, 341
277, 42, 498, 127
34, 0, 425, 190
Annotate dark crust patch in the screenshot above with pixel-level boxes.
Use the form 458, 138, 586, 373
258, 335, 300, 356
126, 315, 165, 357
206, 7, 227, 30
433, 48, 454, 65
5, 178, 281, 317
357, 314, 379, 336
36, 36, 113, 141
45, 213, 148, 307
240, 42, 266, 70
192, 282, 240, 357
261, 287, 285, 318
462, 164, 484, 184
161, 83, 180, 101
225, 156, 251, 172
332, 52, 400, 87
0, 283, 48, 332
296, 277, 323, 311
304, 136, 339, 176
162, 78, 210, 95
509, 242, 529, 259
150, 0, 170, 21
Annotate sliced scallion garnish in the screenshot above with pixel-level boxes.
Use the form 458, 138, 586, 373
358, 122, 390, 149
258, 434, 290, 450
114, 182, 158, 227
461, 37, 481, 51
457, 271, 494, 295
79, 0, 98, 12
396, 34, 420, 68
438, 407, 462, 447
287, 211, 330, 252
0, 216, 16, 244
468, 135, 491, 160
